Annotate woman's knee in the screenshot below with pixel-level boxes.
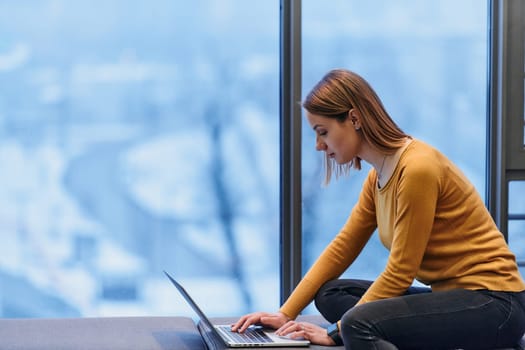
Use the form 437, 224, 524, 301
314, 279, 340, 302
314, 280, 341, 322
340, 306, 365, 333
340, 306, 387, 348
314, 279, 373, 323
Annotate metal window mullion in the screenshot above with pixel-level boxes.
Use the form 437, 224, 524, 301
279, 0, 302, 304
487, 0, 509, 238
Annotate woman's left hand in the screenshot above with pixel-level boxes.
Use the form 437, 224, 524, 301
275, 320, 336, 346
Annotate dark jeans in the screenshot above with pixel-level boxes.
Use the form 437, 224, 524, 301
314, 279, 525, 350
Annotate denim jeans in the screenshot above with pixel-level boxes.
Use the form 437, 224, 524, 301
314, 279, 525, 350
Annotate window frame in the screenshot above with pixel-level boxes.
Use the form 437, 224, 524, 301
487, 0, 525, 240
281, 0, 522, 298
279, 0, 303, 303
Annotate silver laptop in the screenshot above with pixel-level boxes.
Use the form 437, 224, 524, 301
164, 271, 310, 348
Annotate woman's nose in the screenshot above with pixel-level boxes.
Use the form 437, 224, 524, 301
315, 136, 327, 151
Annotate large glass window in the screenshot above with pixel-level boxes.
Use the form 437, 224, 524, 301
0, 0, 279, 318
301, 0, 487, 312
509, 180, 525, 275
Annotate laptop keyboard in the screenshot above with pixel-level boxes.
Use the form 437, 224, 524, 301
218, 325, 273, 343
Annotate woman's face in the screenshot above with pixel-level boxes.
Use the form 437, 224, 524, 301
306, 111, 362, 164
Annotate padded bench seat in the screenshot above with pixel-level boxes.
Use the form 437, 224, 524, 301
0, 315, 343, 350
0, 316, 206, 350
0, 315, 522, 349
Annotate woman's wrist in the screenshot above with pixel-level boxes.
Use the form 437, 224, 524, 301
278, 311, 292, 322
326, 322, 343, 345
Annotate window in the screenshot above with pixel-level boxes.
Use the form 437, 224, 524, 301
0, 0, 279, 317
487, 0, 525, 250
509, 181, 525, 269
2, 0, 510, 319
300, 0, 487, 312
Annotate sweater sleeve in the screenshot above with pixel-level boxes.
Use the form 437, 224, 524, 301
357, 161, 440, 305
280, 171, 378, 319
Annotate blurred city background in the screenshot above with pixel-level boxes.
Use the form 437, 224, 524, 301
0, 0, 522, 319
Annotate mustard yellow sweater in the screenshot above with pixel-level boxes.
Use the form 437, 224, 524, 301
280, 139, 525, 319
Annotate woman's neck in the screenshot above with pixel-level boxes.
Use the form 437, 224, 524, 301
376, 138, 413, 188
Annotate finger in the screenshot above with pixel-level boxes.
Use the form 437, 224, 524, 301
275, 320, 291, 333
288, 323, 308, 340
231, 315, 250, 331
236, 320, 251, 332
296, 323, 305, 333
238, 315, 260, 332
290, 330, 307, 340
231, 317, 245, 329
282, 320, 296, 329
275, 321, 296, 335
232, 317, 250, 332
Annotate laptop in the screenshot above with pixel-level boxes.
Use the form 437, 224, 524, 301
164, 271, 310, 347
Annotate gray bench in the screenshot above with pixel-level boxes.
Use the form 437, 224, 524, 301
0, 315, 343, 350
0, 316, 205, 350
0, 315, 521, 349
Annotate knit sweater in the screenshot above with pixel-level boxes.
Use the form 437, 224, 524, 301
280, 139, 525, 319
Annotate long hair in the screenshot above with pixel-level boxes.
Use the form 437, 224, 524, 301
303, 69, 409, 184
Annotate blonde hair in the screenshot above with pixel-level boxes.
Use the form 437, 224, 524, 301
303, 69, 409, 185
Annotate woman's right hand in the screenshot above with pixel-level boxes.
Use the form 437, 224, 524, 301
230, 312, 290, 333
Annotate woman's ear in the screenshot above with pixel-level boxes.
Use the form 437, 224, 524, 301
348, 109, 362, 130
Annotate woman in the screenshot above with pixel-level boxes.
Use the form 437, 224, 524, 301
232, 69, 525, 349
